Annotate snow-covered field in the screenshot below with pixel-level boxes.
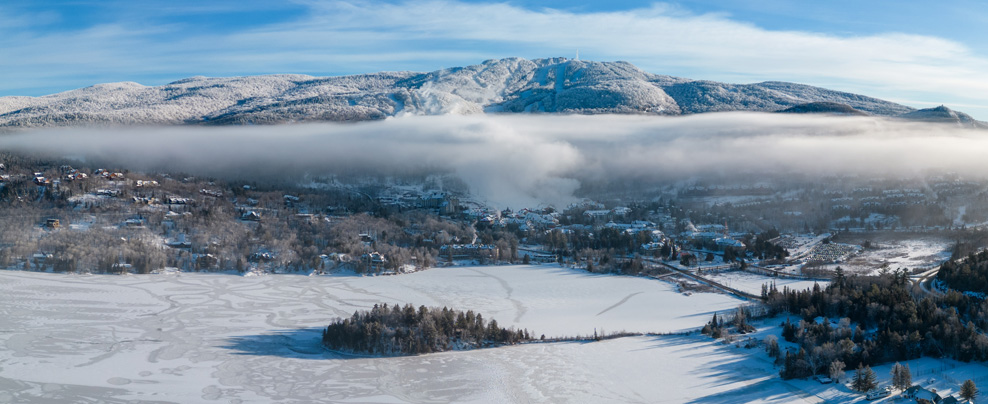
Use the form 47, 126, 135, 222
0, 265, 770, 403
827, 237, 952, 274
703, 271, 827, 295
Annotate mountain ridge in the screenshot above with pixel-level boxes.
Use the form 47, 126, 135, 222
0, 57, 982, 128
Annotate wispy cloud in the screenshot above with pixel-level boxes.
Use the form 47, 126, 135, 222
2, 1, 987, 118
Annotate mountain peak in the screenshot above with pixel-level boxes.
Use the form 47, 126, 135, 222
901, 105, 985, 128
0, 57, 980, 129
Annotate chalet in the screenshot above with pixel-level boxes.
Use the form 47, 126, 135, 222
32, 252, 53, 265
165, 196, 191, 205
165, 234, 192, 249
135, 180, 158, 187
241, 211, 262, 221
33, 176, 50, 186
440, 244, 498, 261
97, 189, 122, 197
584, 209, 611, 220
641, 241, 666, 251
249, 252, 275, 262
715, 237, 745, 249
940, 396, 960, 404
631, 220, 656, 229
361, 252, 387, 271
65, 172, 88, 181
197, 254, 218, 269
44, 219, 60, 229
612, 206, 632, 216
200, 189, 223, 198
0, 163, 5, 170
124, 218, 144, 227
132, 196, 156, 205
904, 386, 943, 403
420, 192, 459, 215
519, 249, 557, 263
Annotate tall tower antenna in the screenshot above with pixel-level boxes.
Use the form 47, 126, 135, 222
575, 50, 580, 61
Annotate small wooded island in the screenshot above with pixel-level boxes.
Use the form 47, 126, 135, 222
322, 304, 533, 355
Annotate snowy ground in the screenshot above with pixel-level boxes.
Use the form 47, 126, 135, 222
4, 265, 985, 403
827, 236, 952, 275
0, 265, 777, 403
702, 271, 827, 295
720, 317, 988, 404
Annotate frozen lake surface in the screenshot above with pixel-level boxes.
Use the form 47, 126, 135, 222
0, 265, 802, 403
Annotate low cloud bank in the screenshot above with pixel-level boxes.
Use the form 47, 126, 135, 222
2, 113, 985, 207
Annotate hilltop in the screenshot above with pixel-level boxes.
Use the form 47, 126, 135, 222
0, 57, 980, 128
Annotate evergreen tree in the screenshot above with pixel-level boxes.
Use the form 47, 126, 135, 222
890, 362, 911, 390
322, 304, 530, 355
853, 364, 877, 392
961, 379, 979, 402
900, 364, 911, 390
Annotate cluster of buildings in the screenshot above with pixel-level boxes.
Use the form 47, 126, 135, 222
681, 222, 746, 249
376, 191, 460, 215
439, 244, 498, 261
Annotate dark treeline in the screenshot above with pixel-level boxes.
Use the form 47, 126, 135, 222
765, 267, 988, 380
701, 306, 756, 339
937, 249, 988, 294
322, 304, 532, 355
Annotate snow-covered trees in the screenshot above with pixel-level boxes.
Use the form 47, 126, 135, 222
890, 362, 911, 391
961, 379, 979, 402
322, 304, 531, 355
828, 360, 845, 384
852, 364, 877, 392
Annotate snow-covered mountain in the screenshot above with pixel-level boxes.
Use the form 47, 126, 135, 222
900, 105, 987, 129
0, 57, 979, 128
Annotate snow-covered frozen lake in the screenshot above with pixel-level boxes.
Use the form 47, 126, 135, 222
0, 265, 796, 403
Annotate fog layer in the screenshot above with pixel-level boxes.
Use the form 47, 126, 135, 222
2, 113, 984, 207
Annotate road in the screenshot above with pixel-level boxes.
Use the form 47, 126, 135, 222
913, 267, 943, 297
643, 258, 764, 301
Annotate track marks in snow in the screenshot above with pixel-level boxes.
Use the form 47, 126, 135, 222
468, 268, 528, 323
596, 292, 644, 316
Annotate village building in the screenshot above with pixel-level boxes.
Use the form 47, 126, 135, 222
440, 244, 498, 261
241, 211, 262, 221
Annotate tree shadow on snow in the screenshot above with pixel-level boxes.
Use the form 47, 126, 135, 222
685, 378, 805, 404
220, 328, 345, 360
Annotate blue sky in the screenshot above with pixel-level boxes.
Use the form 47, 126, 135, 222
3, 0, 987, 118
